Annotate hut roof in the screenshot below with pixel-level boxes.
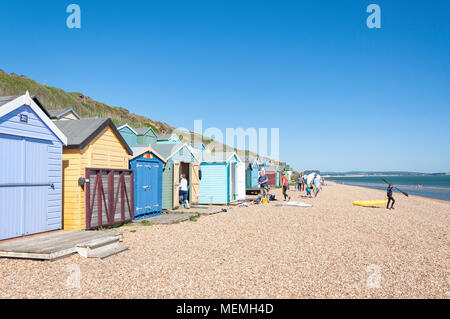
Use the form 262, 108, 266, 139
149, 143, 199, 162
54, 118, 132, 154
157, 133, 178, 141
46, 108, 81, 120
0, 96, 20, 107
198, 152, 241, 163
117, 123, 138, 135
135, 127, 156, 136
129, 146, 167, 162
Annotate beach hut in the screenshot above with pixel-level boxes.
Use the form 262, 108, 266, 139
129, 147, 166, 219
54, 118, 134, 230
190, 142, 206, 152
118, 124, 138, 148
263, 165, 278, 187
156, 133, 181, 144
135, 127, 158, 145
245, 156, 260, 189
140, 143, 200, 210
33, 98, 81, 121
0, 92, 67, 241
47, 108, 81, 121
198, 152, 245, 204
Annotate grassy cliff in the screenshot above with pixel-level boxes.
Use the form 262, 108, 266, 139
0, 69, 172, 134
0, 68, 260, 159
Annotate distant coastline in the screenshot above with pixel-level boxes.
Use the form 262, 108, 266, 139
321, 171, 449, 177
326, 174, 450, 201
323, 174, 418, 178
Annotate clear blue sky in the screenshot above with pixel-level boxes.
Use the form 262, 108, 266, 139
1, 0, 449, 172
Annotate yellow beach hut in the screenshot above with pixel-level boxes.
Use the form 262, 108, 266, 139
54, 118, 133, 230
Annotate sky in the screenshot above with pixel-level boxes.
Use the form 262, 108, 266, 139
0, 0, 449, 172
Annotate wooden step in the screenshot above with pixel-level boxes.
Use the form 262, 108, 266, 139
76, 235, 121, 249
87, 245, 129, 259
76, 235, 123, 258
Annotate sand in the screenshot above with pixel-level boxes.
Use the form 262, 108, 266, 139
0, 182, 448, 298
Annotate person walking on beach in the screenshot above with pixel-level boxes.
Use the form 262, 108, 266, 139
258, 171, 270, 199
179, 173, 190, 209
387, 183, 395, 209
298, 174, 304, 191
313, 174, 321, 197
282, 172, 291, 201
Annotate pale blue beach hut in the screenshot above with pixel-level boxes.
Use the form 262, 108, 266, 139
0, 92, 67, 240
135, 127, 158, 145
198, 152, 245, 204
245, 156, 260, 189
118, 124, 138, 147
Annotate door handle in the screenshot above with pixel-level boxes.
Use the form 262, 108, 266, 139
0, 182, 54, 188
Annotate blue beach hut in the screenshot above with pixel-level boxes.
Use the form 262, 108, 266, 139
0, 92, 67, 240
129, 146, 166, 219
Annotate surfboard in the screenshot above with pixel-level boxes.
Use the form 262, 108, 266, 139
353, 200, 388, 207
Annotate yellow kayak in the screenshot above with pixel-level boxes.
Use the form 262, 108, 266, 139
353, 200, 388, 207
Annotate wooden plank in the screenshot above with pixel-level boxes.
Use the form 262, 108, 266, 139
0, 231, 122, 255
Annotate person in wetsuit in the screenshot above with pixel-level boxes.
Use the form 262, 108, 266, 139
387, 183, 395, 209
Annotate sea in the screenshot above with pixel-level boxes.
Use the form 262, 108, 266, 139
326, 175, 450, 201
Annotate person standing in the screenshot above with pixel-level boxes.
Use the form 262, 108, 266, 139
282, 172, 291, 201
313, 174, 321, 197
297, 175, 303, 192
387, 183, 395, 209
258, 171, 270, 199
179, 174, 190, 209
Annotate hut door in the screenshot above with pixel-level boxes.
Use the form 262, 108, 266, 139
135, 160, 153, 215
189, 163, 200, 203
0, 135, 49, 240
172, 161, 180, 208
229, 163, 237, 202
236, 162, 246, 200
85, 168, 134, 229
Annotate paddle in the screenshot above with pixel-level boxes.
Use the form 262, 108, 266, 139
381, 178, 409, 197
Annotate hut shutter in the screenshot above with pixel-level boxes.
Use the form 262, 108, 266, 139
190, 163, 200, 203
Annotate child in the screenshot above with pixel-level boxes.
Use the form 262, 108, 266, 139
179, 174, 190, 209
305, 185, 312, 198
